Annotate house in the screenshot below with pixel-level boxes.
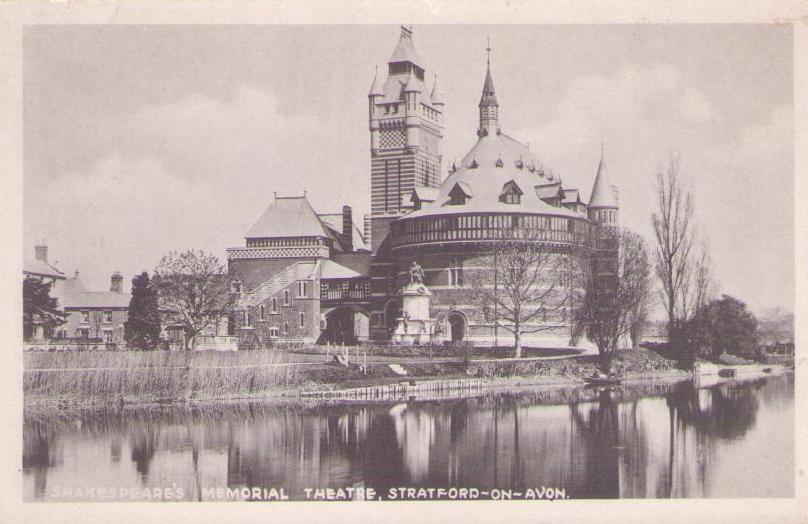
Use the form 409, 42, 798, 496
60, 270, 130, 344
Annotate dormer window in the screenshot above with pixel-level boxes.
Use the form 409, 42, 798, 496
469, 158, 479, 169
448, 182, 472, 206
499, 180, 523, 205
515, 159, 524, 169
495, 157, 504, 168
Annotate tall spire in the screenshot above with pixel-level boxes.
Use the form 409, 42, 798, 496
589, 143, 618, 208
478, 36, 500, 137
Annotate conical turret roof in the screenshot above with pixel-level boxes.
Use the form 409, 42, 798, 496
589, 145, 618, 208
479, 63, 498, 107
368, 66, 383, 96
431, 74, 443, 105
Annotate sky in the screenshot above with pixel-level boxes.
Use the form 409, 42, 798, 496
23, 24, 793, 315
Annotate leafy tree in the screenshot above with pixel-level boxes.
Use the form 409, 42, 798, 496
124, 272, 162, 350
23, 276, 66, 339
152, 250, 236, 350
686, 295, 758, 358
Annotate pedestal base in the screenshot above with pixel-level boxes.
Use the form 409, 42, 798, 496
391, 318, 435, 346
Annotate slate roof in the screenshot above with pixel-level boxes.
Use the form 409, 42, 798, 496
389, 26, 423, 68
246, 196, 330, 239
368, 66, 384, 97
240, 261, 317, 308
589, 146, 618, 208
23, 258, 65, 280
317, 214, 368, 252
320, 259, 364, 279
63, 277, 129, 309
402, 132, 580, 220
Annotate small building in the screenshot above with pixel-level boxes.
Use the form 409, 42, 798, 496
61, 270, 130, 344
22, 243, 66, 341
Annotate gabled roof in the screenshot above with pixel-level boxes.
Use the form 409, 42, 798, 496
501, 179, 524, 196
589, 145, 618, 208
412, 186, 439, 203
246, 196, 330, 239
562, 188, 581, 204
63, 276, 129, 309
317, 213, 368, 252
535, 181, 563, 200
389, 26, 423, 68
23, 258, 65, 280
449, 181, 473, 198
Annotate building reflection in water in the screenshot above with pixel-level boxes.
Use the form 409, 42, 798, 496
22, 375, 793, 501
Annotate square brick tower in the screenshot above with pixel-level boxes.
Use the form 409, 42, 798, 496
368, 26, 443, 252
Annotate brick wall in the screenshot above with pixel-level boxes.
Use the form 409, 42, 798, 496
61, 308, 128, 343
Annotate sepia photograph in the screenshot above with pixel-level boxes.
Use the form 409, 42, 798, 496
2, 2, 806, 522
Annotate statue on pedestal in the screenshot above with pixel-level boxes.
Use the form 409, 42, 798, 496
409, 261, 425, 286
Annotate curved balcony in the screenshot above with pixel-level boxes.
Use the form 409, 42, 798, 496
390, 213, 593, 251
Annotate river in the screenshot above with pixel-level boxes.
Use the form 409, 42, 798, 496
23, 374, 793, 501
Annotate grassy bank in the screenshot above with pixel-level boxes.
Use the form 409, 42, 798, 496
24, 347, 684, 406
24, 350, 301, 406
297, 348, 686, 391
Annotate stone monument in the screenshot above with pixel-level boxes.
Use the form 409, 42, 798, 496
391, 261, 435, 345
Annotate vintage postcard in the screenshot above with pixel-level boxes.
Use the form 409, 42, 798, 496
1, 1, 806, 523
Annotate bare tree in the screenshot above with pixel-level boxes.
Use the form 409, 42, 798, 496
152, 250, 237, 350
580, 228, 652, 368
467, 236, 572, 358
652, 158, 696, 350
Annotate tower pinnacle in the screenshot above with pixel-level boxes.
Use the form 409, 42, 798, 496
478, 38, 500, 137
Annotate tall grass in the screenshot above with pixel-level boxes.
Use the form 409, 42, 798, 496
24, 350, 301, 403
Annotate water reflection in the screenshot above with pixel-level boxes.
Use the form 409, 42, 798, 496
23, 375, 793, 501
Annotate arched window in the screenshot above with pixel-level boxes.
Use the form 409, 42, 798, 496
284, 289, 290, 306
260, 305, 265, 320
271, 297, 277, 313
299, 312, 305, 328
284, 322, 289, 335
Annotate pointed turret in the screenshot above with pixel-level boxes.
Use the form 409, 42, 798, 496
478, 41, 500, 137
368, 65, 383, 97
588, 144, 619, 225
431, 74, 443, 107
389, 25, 423, 69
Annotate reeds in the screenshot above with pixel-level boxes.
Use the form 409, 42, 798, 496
24, 350, 301, 403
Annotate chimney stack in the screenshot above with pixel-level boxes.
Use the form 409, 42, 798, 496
35, 243, 48, 263
342, 205, 353, 252
110, 271, 123, 294
363, 214, 371, 248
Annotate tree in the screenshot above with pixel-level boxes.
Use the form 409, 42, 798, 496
152, 250, 237, 350
686, 295, 758, 358
124, 272, 162, 350
467, 236, 574, 358
23, 276, 65, 340
652, 158, 695, 351
580, 228, 652, 368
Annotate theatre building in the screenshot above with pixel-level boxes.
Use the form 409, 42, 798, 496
228, 26, 618, 348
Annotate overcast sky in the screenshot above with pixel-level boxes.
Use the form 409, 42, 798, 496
23, 24, 793, 315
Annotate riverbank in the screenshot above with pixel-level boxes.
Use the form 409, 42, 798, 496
23, 347, 698, 408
